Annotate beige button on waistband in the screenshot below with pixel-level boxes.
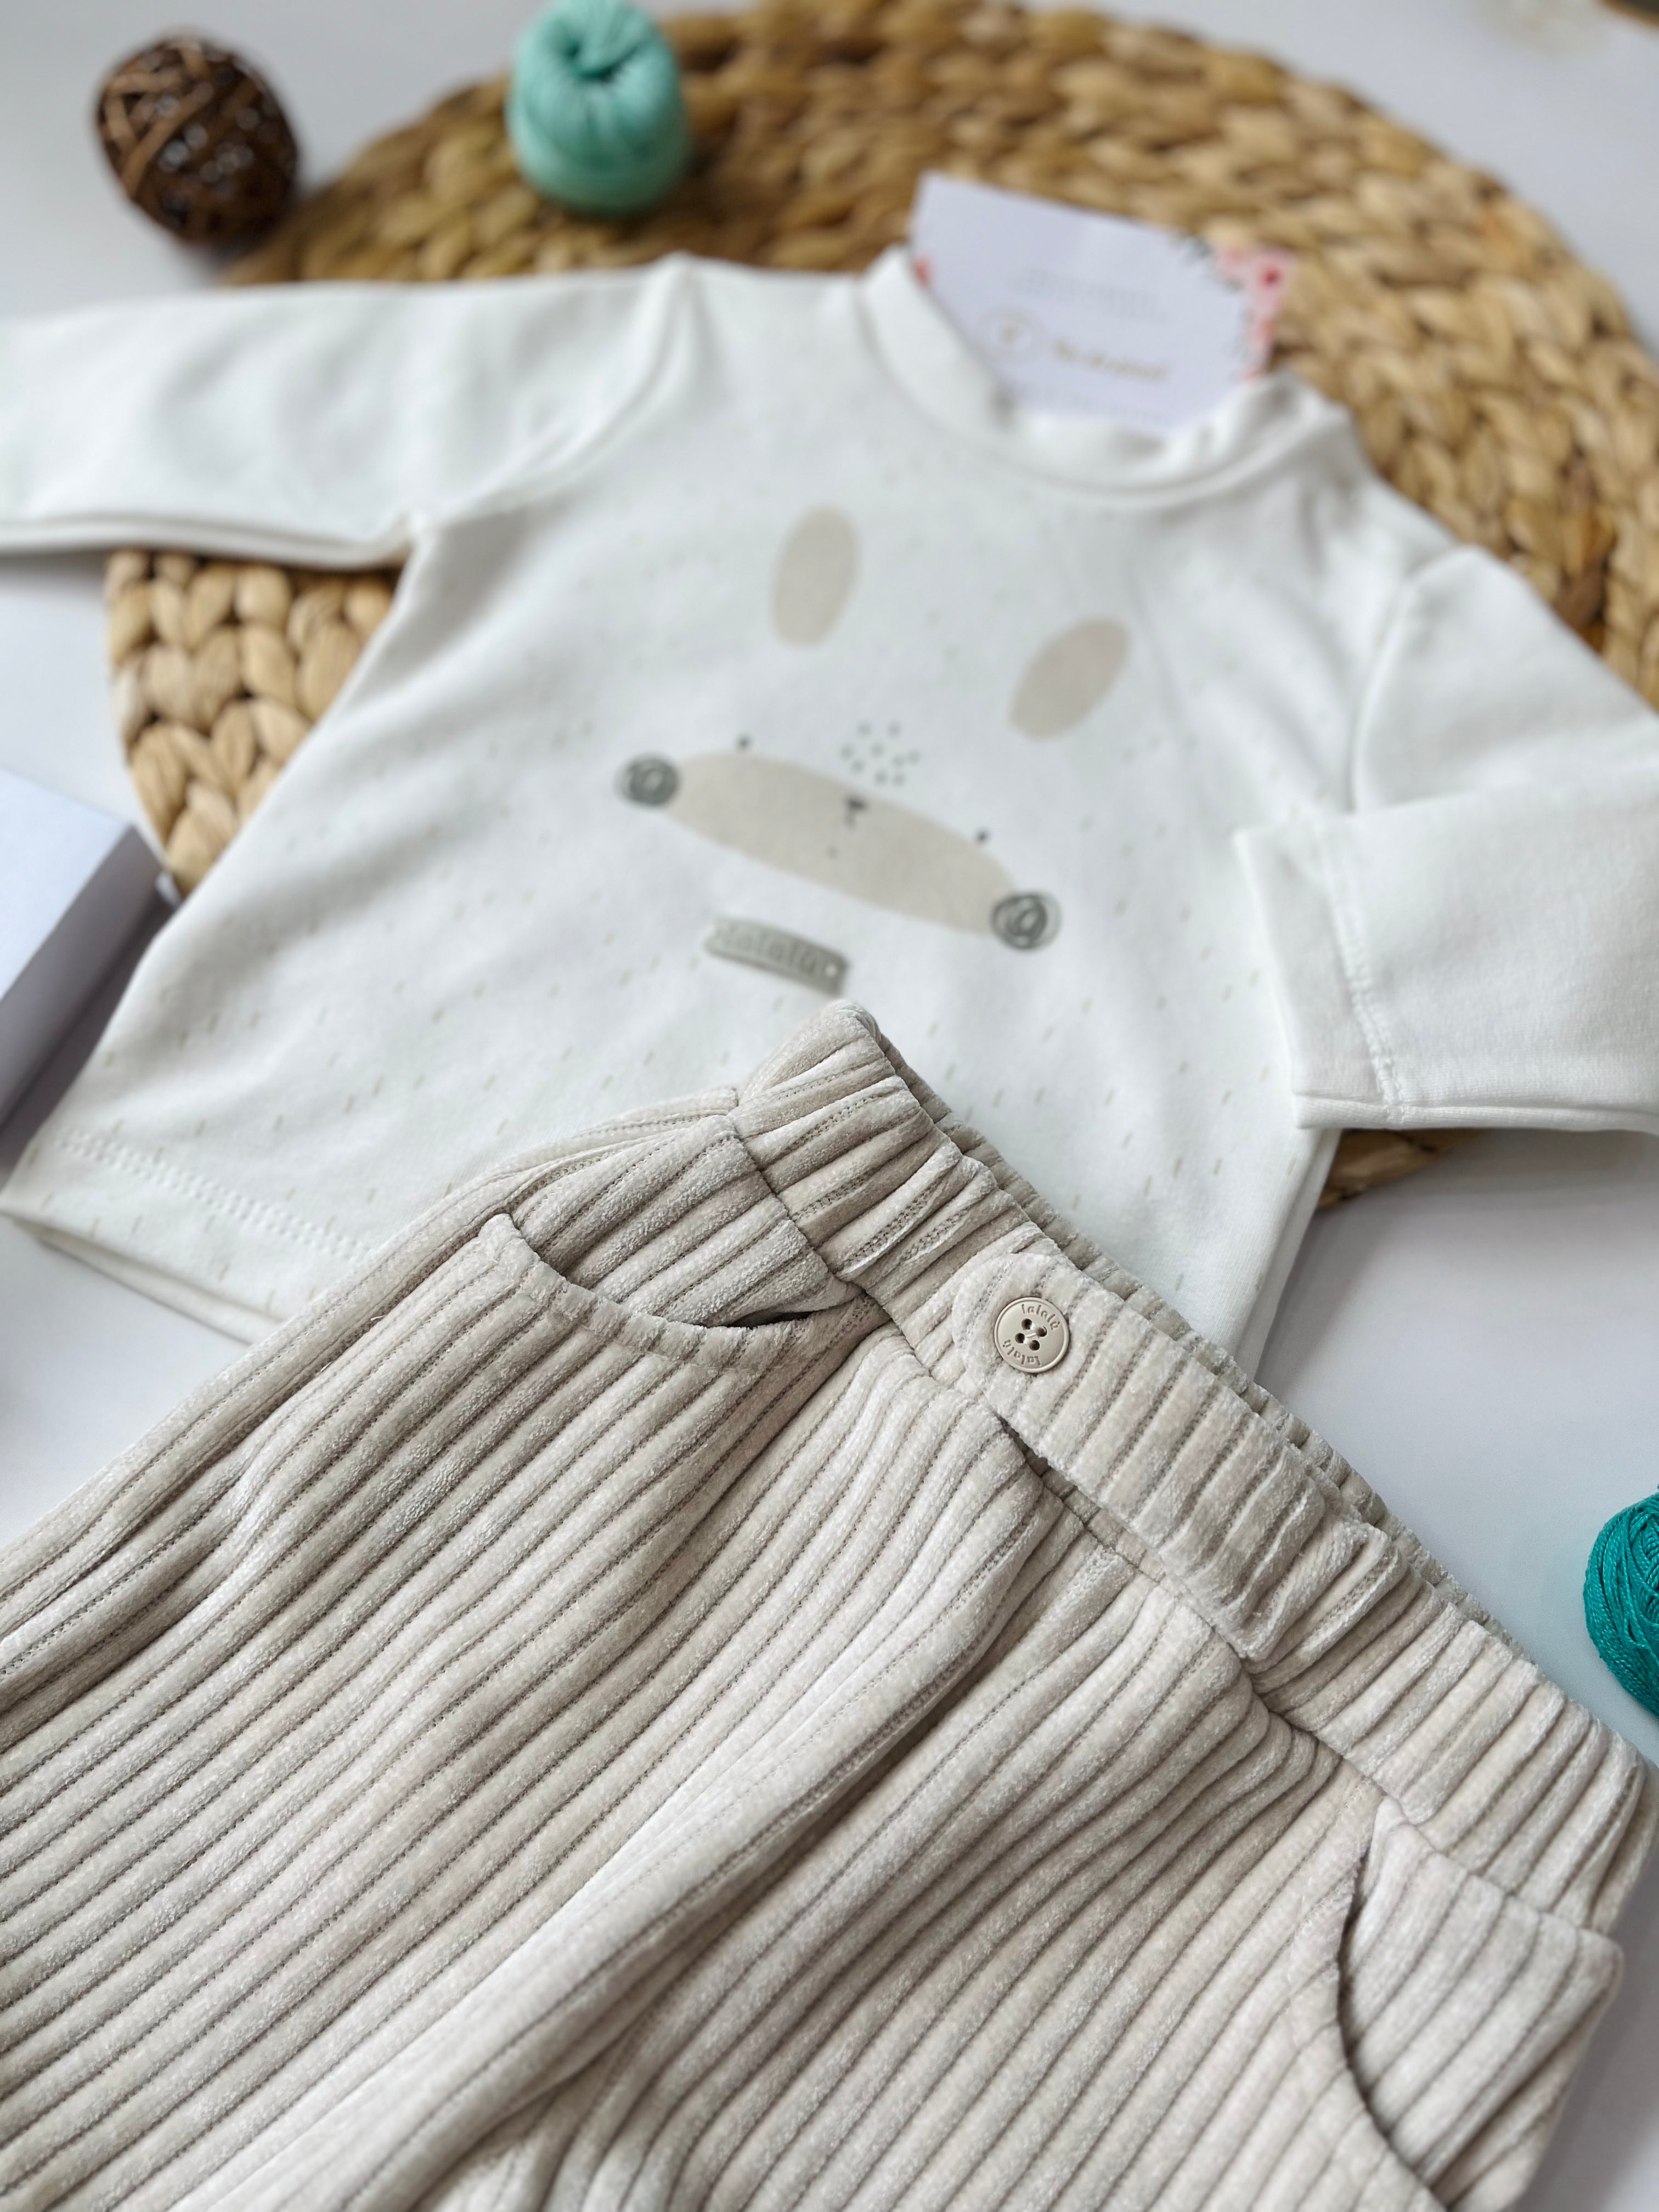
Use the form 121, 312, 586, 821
993, 1296, 1070, 1374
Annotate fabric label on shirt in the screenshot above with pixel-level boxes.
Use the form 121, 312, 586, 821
705, 916, 849, 995
909, 172, 1290, 432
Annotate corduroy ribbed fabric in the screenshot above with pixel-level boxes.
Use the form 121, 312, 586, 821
1, 1003, 1652, 2212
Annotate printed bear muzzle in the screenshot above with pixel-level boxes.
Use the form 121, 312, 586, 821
617, 754, 1061, 950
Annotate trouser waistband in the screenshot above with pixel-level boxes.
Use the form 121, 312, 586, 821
496, 1003, 1647, 1928
474, 1004, 1501, 1693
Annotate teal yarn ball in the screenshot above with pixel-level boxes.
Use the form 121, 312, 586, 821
1584, 1494, 1659, 1717
507, 0, 690, 218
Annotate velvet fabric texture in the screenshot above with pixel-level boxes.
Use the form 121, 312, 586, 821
1, 1003, 1651, 2210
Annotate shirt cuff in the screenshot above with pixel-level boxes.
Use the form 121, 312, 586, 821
1235, 824, 1389, 1125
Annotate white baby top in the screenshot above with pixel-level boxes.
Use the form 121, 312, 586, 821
1, 251, 1657, 1364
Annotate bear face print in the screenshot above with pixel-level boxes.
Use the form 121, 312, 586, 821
616, 506, 1131, 952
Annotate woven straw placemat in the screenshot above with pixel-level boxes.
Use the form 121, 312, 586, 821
103, 0, 1659, 1202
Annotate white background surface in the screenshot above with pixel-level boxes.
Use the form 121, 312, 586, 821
2, 4, 1658, 2203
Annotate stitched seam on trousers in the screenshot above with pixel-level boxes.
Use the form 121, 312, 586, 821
1015, 1295, 1162, 1504
831, 1158, 992, 1282
963, 1267, 1381, 1728
1084, 1336, 1182, 1502
1165, 1424, 1279, 1614
504, 1229, 862, 1378
941, 1278, 1176, 1623
978, 1302, 1189, 1593
740, 1090, 894, 1179
586, 1204, 810, 1327
1008, 1322, 1166, 1532
735, 1097, 888, 1206
851, 1160, 1020, 1291
738, 1096, 960, 1258
1273, 1572, 1447, 1741
568, 1129, 800, 1260
523, 1134, 814, 1313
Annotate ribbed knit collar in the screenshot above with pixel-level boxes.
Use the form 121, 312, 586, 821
857, 244, 1339, 498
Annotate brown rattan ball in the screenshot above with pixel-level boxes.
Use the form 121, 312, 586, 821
94, 35, 298, 245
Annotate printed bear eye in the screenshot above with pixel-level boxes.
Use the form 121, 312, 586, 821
772, 510, 1127, 738
1009, 619, 1130, 737
771, 508, 859, 646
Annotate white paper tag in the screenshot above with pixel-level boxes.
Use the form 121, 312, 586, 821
909, 173, 1290, 433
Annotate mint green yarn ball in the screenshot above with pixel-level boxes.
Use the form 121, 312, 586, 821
1585, 1493, 1659, 1718
507, 0, 690, 218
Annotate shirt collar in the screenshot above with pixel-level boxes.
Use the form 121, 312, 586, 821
856, 244, 1340, 498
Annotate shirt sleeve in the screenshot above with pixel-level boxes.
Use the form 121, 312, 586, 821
1237, 545, 1659, 1133
0, 266, 677, 563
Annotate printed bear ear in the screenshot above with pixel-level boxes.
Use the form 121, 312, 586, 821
1009, 618, 1130, 737
772, 508, 859, 646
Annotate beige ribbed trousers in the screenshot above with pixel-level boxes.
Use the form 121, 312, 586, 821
1, 1005, 1652, 2212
